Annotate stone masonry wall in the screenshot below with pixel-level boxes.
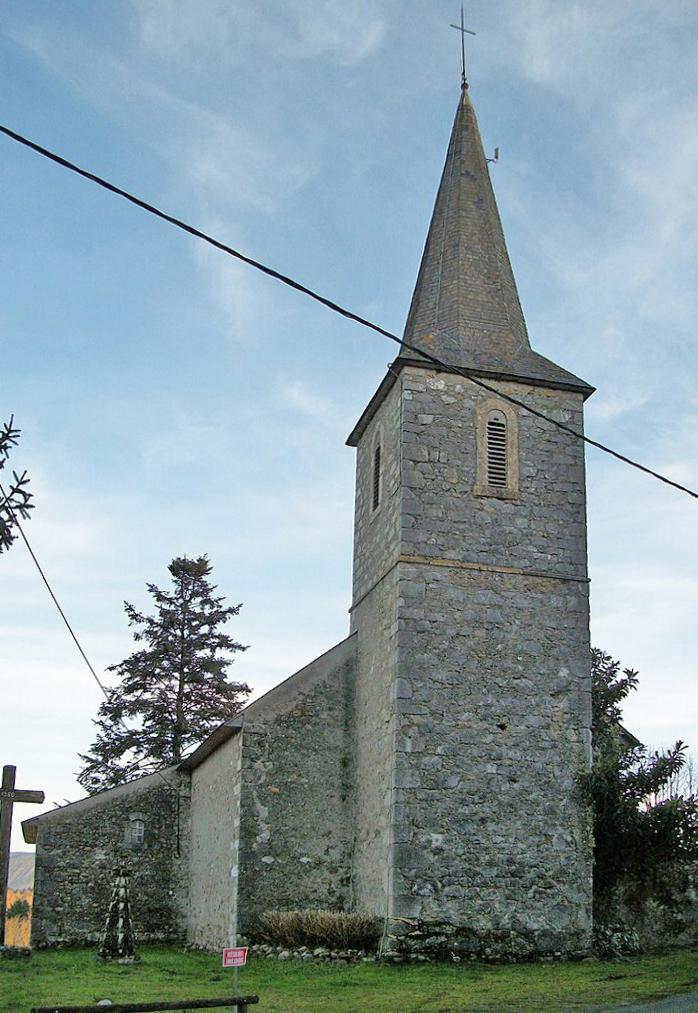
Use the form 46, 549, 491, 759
31, 769, 190, 947
349, 379, 402, 918
187, 732, 243, 950
350, 569, 399, 916
236, 637, 356, 935
388, 367, 593, 957
392, 566, 592, 955
399, 368, 588, 579
351, 378, 402, 606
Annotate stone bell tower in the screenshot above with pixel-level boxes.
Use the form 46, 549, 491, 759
347, 83, 595, 958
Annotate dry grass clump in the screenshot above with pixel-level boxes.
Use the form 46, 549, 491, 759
4, 890, 32, 947
258, 909, 380, 950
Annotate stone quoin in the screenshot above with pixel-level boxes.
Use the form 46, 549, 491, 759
24, 81, 594, 960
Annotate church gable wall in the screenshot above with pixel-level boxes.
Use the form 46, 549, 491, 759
30, 771, 190, 947
236, 637, 355, 933
188, 732, 243, 950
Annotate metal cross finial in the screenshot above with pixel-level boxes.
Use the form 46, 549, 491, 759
450, 5, 476, 88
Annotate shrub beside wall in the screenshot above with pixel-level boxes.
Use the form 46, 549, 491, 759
258, 909, 380, 951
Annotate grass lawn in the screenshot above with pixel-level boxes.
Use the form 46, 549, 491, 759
1, 945, 697, 1013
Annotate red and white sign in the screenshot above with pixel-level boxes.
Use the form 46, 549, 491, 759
222, 947, 248, 968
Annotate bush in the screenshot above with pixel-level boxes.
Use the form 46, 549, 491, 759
258, 909, 381, 950
593, 921, 641, 958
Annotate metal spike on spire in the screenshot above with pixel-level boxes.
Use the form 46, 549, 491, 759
450, 5, 476, 88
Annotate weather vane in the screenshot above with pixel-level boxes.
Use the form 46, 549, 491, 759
450, 5, 476, 88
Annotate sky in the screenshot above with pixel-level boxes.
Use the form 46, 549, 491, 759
1, 0, 697, 851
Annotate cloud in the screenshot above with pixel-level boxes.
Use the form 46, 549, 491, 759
0, 465, 118, 587
191, 232, 266, 344
133, 0, 235, 62
6, 20, 320, 341
281, 380, 335, 427
7, 17, 317, 214
505, 2, 695, 95
293, 0, 387, 67
506, 0, 632, 89
141, 417, 229, 468
133, 0, 389, 69
186, 119, 317, 215
587, 414, 698, 758
500, 5, 698, 444
586, 391, 650, 423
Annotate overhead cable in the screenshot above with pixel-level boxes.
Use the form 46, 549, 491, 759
0, 481, 181, 797
0, 122, 695, 501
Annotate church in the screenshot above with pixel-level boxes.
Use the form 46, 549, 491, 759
24, 80, 595, 960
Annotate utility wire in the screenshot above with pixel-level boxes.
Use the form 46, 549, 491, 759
0, 481, 108, 697
0, 482, 182, 799
1, 121, 696, 503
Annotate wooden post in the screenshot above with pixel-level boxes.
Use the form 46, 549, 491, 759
0, 766, 13, 944
0, 764, 45, 944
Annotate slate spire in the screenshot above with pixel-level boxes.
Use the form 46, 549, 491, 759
400, 84, 591, 394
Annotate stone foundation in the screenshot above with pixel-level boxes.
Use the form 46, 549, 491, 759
387, 918, 589, 962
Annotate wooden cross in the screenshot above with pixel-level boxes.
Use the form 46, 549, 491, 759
0, 764, 44, 944
450, 4, 477, 87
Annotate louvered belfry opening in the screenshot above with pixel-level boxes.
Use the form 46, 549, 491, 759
486, 411, 507, 487
372, 443, 381, 510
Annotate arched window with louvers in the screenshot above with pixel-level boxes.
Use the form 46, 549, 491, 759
474, 399, 519, 499
486, 410, 508, 488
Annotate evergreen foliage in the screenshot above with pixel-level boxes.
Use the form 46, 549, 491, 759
77, 556, 250, 793
588, 648, 698, 917
0, 415, 33, 553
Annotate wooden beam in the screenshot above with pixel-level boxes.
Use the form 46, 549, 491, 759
0, 788, 45, 803
31, 998, 259, 1012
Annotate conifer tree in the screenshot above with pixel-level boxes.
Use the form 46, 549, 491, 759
588, 649, 698, 918
0, 415, 33, 553
78, 556, 249, 793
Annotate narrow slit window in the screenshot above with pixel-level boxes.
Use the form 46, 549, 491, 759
372, 443, 381, 510
486, 412, 507, 488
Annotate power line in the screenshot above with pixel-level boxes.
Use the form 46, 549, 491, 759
0, 481, 181, 799
0, 121, 696, 503
0, 481, 108, 698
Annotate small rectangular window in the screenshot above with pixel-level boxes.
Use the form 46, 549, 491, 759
372, 444, 381, 511
129, 819, 145, 846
